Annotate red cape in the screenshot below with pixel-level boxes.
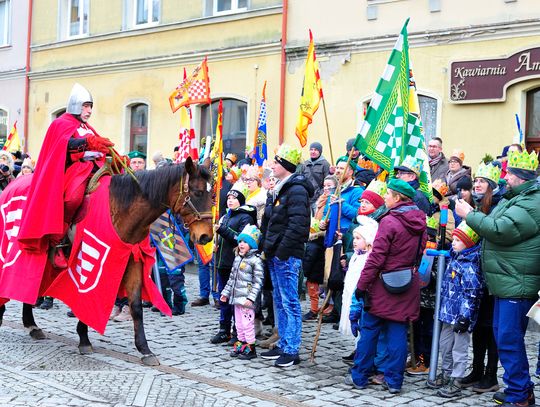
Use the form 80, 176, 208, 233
46, 176, 171, 334
0, 175, 59, 306
18, 113, 99, 251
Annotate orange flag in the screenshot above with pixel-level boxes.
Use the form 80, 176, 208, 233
295, 30, 323, 147
169, 57, 211, 113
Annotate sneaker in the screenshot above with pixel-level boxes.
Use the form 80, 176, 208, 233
40, 297, 54, 310
437, 378, 462, 398
494, 389, 535, 406
321, 313, 339, 324
238, 343, 257, 360
344, 375, 368, 390
460, 368, 483, 388
406, 362, 429, 376
210, 330, 230, 344
381, 380, 401, 394
426, 372, 450, 389
191, 297, 210, 307
275, 353, 300, 368
261, 347, 282, 360
113, 305, 132, 322
302, 310, 318, 322
230, 341, 245, 357
109, 305, 121, 320
472, 369, 499, 393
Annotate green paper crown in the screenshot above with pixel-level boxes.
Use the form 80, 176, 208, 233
230, 181, 250, 199
276, 144, 302, 166
310, 217, 321, 234
475, 162, 501, 184
508, 150, 539, 172
426, 216, 439, 230
366, 179, 387, 198
397, 155, 422, 177
455, 221, 480, 244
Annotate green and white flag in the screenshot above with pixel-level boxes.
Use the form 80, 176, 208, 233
355, 18, 432, 201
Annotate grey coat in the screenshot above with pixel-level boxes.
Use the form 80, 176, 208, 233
221, 249, 265, 307
430, 154, 449, 183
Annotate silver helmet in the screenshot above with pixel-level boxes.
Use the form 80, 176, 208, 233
66, 83, 93, 115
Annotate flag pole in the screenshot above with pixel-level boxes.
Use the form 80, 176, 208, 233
321, 98, 334, 164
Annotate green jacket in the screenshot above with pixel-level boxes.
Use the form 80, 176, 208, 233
466, 180, 540, 299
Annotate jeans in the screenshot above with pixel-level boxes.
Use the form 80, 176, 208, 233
168, 272, 187, 313
217, 267, 233, 332
351, 311, 408, 389
268, 256, 302, 355
493, 297, 535, 403
197, 257, 218, 300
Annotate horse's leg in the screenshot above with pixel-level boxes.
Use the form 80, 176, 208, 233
22, 303, 46, 340
0, 304, 5, 327
77, 320, 93, 354
124, 257, 159, 366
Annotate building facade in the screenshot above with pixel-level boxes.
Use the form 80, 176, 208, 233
0, 0, 29, 148
22, 0, 540, 167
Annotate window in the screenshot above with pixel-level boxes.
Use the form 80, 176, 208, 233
200, 99, 247, 159
525, 88, 540, 155
59, 0, 89, 39
418, 95, 438, 145
213, 0, 247, 15
134, 0, 159, 25
129, 103, 148, 155
0, 0, 10, 46
0, 109, 8, 148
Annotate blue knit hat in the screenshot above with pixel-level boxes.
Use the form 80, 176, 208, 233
236, 224, 261, 249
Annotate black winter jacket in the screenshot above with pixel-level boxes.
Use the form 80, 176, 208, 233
216, 205, 257, 269
261, 173, 313, 260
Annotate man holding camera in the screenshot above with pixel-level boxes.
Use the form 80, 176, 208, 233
17, 83, 119, 268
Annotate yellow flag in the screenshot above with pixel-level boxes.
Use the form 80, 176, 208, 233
295, 30, 323, 147
3, 121, 21, 152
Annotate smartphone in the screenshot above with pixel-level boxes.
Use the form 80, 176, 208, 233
457, 188, 462, 200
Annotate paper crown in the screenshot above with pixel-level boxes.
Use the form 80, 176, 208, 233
507, 150, 539, 172
310, 217, 321, 234
395, 155, 422, 177
229, 181, 249, 200
449, 149, 465, 163
426, 216, 439, 230
475, 162, 502, 184
237, 224, 261, 249
276, 144, 302, 166
228, 166, 241, 182
431, 179, 449, 199
452, 221, 480, 248
365, 179, 387, 197
225, 153, 238, 164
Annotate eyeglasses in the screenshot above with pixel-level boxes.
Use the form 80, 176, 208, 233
244, 178, 257, 182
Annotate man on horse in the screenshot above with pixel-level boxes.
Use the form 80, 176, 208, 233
18, 83, 118, 269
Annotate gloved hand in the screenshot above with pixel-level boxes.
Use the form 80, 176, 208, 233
350, 319, 360, 337
349, 307, 363, 337
453, 316, 470, 333
86, 135, 114, 154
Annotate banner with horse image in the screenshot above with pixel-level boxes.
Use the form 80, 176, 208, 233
149, 211, 193, 273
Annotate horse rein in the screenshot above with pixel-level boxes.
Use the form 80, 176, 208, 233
174, 174, 213, 228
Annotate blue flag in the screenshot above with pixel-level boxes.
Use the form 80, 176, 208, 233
254, 82, 268, 166
324, 201, 340, 248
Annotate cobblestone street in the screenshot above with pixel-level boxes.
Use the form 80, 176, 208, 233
1, 266, 539, 407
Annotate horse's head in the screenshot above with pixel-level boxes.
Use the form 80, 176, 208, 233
173, 157, 214, 245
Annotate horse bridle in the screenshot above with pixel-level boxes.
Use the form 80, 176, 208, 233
174, 174, 213, 228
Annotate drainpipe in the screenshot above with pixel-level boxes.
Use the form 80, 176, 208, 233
23, 0, 33, 153
278, 0, 288, 144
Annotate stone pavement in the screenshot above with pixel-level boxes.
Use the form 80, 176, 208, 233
1, 265, 540, 407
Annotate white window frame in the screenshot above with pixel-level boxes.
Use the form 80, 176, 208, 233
0, 0, 11, 47
59, 0, 89, 40
132, 0, 160, 27
213, 0, 247, 16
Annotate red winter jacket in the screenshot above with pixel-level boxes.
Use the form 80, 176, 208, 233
357, 201, 427, 323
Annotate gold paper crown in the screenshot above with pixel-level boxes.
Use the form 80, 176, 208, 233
507, 150, 539, 172
229, 181, 250, 200
475, 162, 501, 184
276, 144, 302, 166
432, 179, 449, 198
452, 221, 480, 247
365, 180, 387, 198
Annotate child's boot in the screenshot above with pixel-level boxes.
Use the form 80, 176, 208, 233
230, 341, 245, 357
238, 343, 257, 360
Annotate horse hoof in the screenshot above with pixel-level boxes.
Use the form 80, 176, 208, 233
79, 345, 94, 355
141, 354, 160, 366
29, 328, 46, 340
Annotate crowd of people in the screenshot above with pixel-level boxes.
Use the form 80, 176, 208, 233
4, 84, 540, 407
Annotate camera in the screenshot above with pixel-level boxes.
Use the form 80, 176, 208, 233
0, 164, 10, 174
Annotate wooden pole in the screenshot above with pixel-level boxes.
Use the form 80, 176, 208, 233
321, 98, 335, 164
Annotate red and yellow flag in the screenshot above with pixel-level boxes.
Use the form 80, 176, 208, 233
295, 30, 323, 147
211, 100, 224, 224
169, 57, 211, 113
3, 121, 21, 152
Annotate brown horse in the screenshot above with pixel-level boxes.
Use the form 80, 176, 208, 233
0, 157, 213, 366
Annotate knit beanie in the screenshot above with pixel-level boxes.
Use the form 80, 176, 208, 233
353, 216, 379, 247
456, 176, 473, 191
310, 142, 323, 155
237, 224, 261, 249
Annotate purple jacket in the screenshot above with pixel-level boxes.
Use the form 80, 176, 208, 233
358, 201, 427, 322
